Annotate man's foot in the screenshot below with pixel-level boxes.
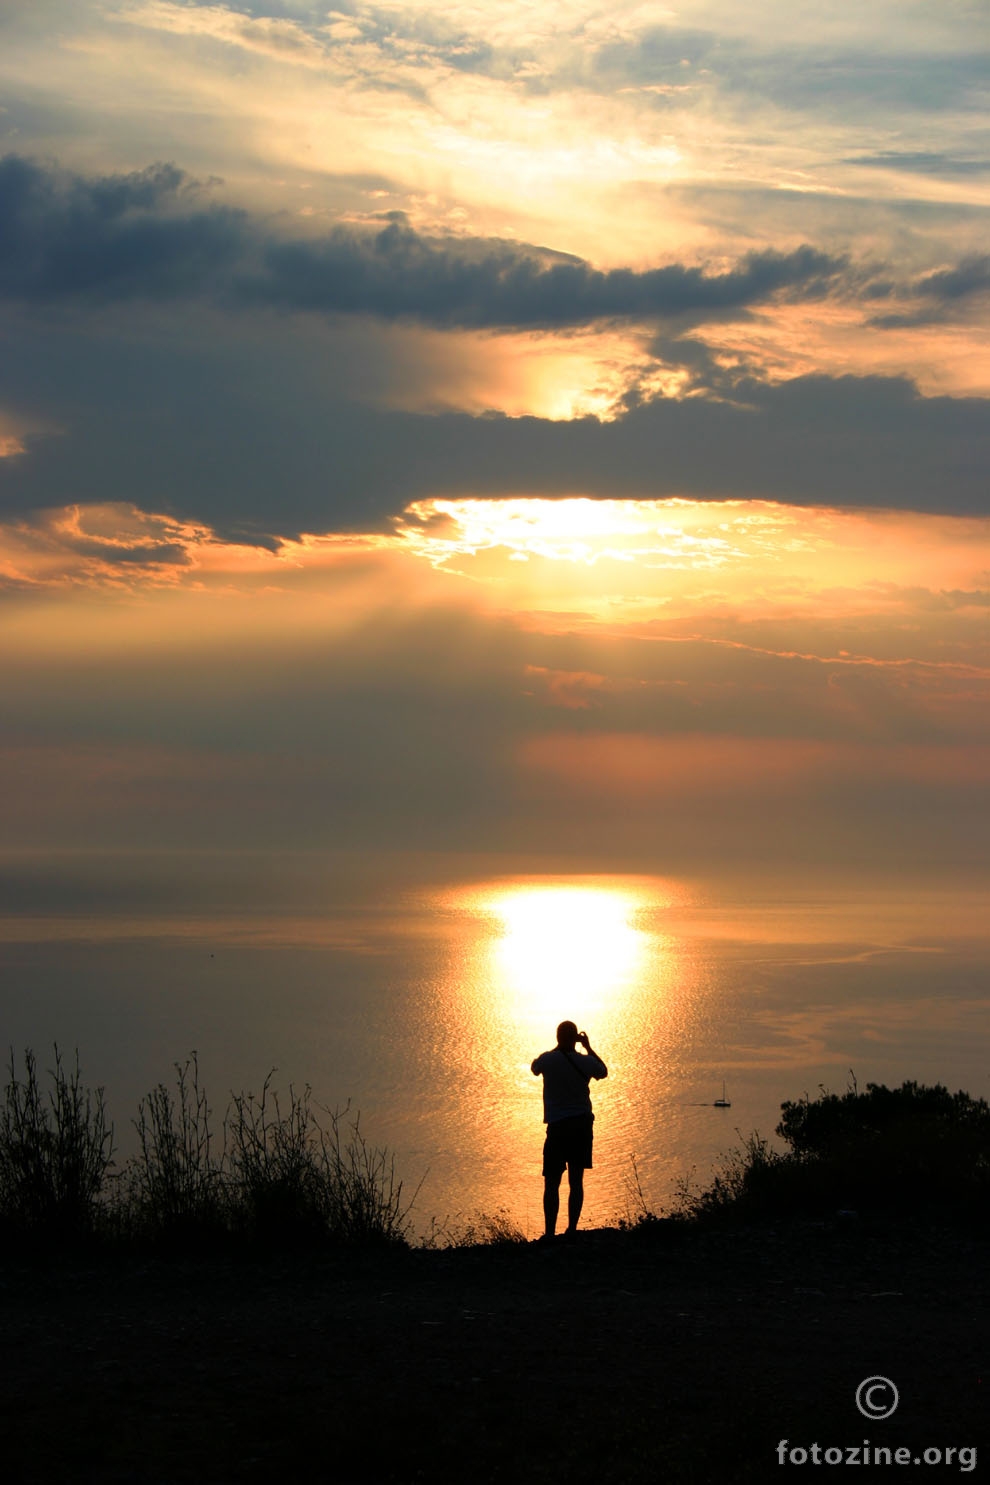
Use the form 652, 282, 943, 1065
534, 1232, 557, 1244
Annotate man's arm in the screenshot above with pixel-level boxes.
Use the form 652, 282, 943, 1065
531, 1053, 544, 1075
576, 1031, 607, 1079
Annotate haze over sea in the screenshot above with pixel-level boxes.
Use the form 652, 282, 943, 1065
3, 851, 986, 1236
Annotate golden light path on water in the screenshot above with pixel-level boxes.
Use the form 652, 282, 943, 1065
364, 873, 990, 1234
1, 861, 988, 1239
427, 877, 711, 1231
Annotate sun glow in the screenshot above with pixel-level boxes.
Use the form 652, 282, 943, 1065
474, 881, 652, 1025
393, 496, 819, 579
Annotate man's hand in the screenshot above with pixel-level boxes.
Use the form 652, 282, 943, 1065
577, 1030, 591, 1051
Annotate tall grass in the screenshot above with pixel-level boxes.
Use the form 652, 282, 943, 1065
0, 1048, 417, 1255
128, 1054, 226, 1241
224, 1076, 420, 1247
675, 1132, 789, 1222
6, 1054, 987, 1254
311, 1103, 418, 1247
0, 1047, 114, 1247
226, 1073, 321, 1244
424, 1208, 529, 1248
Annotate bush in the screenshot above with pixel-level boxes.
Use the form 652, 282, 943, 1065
677, 1133, 789, 1222
0, 1046, 114, 1247
776, 1079, 990, 1217
778, 1079, 990, 1158
683, 1080, 990, 1224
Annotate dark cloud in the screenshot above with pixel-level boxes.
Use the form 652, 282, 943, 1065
0, 304, 987, 535
0, 154, 987, 536
250, 227, 845, 328
348, 374, 988, 518
2, 151, 986, 346
0, 153, 848, 329
867, 254, 990, 326
915, 256, 990, 301
0, 155, 246, 303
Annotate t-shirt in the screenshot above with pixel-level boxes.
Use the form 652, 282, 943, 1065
531, 1046, 608, 1125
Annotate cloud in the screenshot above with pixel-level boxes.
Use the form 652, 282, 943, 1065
0, 153, 848, 328
844, 151, 990, 178
715, 46, 989, 117
866, 254, 990, 327
0, 505, 203, 593
0, 153, 987, 535
914, 256, 990, 302
111, 1, 990, 120
2, 146, 988, 391
117, 0, 501, 89
0, 155, 244, 303
250, 227, 846, 329
1, 304, 988, 535
120, 1, 333, 69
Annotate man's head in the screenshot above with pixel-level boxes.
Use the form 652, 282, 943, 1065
556, 1020, 579, 1050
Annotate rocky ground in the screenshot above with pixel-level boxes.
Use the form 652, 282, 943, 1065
2, 1217, 986, 1483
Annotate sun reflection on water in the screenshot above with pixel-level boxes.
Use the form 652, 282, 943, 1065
426, 875, 704, 1230
443, 877, 684, 1042
485, 883, 648, 1026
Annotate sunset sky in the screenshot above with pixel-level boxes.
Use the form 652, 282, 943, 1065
1, 0, 988, 882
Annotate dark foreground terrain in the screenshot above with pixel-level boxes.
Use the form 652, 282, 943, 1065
2, 1218, 986, 1484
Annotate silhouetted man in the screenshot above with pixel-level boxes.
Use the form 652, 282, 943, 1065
531, 1021, 607, 1240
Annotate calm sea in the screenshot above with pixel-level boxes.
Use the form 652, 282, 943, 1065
1, 853, 987, 1236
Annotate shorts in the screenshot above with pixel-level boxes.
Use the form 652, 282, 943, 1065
542, 1113, 594, 1179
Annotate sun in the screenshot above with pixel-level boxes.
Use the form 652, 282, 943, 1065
481, 882, 648, 1025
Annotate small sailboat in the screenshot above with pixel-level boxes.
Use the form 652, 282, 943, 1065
713, 1081, 731, 1108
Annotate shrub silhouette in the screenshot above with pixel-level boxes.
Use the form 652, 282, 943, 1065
777, 1079, 990, 1215
676, 1132, 787, 1222
684, 1079, 990, 1222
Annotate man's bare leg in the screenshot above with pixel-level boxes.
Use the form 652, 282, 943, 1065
566, 1167, 584, 1233
543, 1175, 561, 1238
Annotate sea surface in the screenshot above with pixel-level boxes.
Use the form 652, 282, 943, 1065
1, 852, 988, 1236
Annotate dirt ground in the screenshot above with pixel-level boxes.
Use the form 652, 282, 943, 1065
2, 1217, 986, 1484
